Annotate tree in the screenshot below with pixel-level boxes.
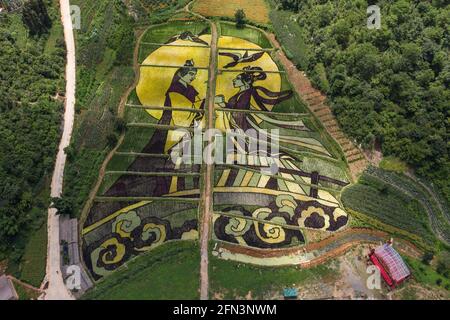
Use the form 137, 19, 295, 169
421, 251, 434, 265
21, 0, 52, 36
114, 117, 127, 133
107, 133, 118, 148
51, 197, 74, 217
235, 9, 246, 28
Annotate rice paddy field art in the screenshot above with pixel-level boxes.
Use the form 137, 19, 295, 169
81, 20, 352, 281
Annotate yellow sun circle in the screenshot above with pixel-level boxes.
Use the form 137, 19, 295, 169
136, 35, 282, 120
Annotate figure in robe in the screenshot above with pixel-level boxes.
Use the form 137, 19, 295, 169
215, 66, 293, 131
103, 60, 205, 198
148, 59, 205, 154
214, 66, 338, 198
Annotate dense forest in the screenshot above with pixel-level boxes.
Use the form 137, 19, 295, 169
22, 0, 52, 35
272, 0, 449, 201
0, 0, 65, 269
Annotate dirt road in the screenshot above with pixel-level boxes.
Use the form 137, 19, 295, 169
199, 21, 218, 301
40, 0, 76, 300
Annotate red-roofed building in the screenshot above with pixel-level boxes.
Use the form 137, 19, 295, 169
369, 244, 411, 288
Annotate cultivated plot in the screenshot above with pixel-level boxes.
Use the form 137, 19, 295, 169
82, 22, 352, 281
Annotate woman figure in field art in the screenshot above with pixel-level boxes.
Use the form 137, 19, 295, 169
148, 59, 205, 155
214, 66, 299, 160
215, 66, 293, 132
103, 60, 205, 198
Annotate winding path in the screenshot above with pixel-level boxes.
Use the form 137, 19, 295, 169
40, 0, 76, 300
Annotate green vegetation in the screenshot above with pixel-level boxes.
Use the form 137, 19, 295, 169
139, 21, 210, 62
220, 22, 272, 48
235, 9, 246, 28
83, 241, 200, 300
366, 166, 450, 244
269, 9, 310, 70
342, 171, 436, 245
345, 167, 450, 248
141, 20, 209, 44
379, 156, 409, 173
210, 253, 335, 299
272, 0, 450, 204
18, 223, 48, 287
51, 197, 75, 217
13, 281, 41, 300
403, 256, 450, 293
0, 0, 64, 286
22, 0, 52, 36
136, 0, 191, 25
63, 0, 136, 217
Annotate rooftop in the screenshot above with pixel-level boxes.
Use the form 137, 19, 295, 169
374, 244, 411, 283
283, 288, 298, 298
0, 275, 18, 301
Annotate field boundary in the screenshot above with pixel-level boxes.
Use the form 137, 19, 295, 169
215, 227, 423, 268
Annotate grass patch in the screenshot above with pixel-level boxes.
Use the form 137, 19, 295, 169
220, 22, 272, 48
347, 208, 431, 251
403, 256, 450, 292
83, 241, 200, 300
13, 281, 41, 300
141, 21, 210, 44
379, 157, 409, 174
19, 223, 48, 288
342, 173, 436, 245
210, 253, 335, 299
270, 9, 310, 70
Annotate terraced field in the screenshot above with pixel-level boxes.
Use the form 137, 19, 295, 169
79, 12, 356, 283
365, 167, 450, 245
342, 167, 450, 246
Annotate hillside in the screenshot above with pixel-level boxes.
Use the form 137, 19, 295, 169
270, 0, 449, 203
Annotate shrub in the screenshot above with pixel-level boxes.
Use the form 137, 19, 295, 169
422, 251, 434, 265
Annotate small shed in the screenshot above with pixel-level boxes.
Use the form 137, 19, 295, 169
0, 276, 18, 300
283, 288, 298, 300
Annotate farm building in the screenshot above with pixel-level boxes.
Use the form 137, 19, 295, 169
369, 244, 411, 288
283, 288, 298, 300
0, 275, 18, 300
